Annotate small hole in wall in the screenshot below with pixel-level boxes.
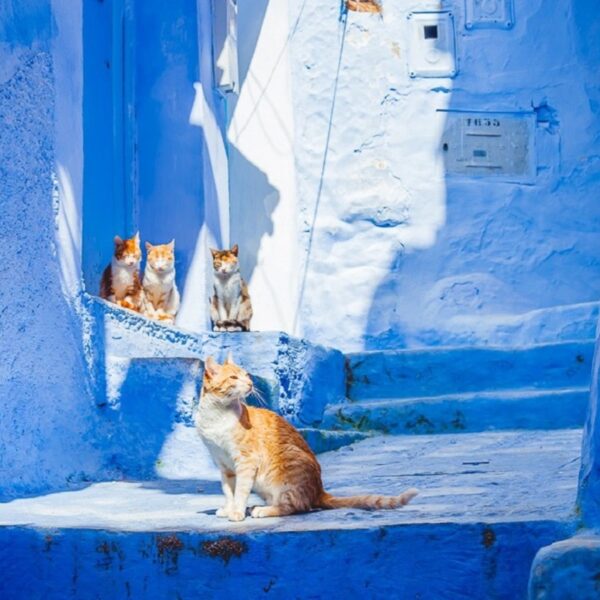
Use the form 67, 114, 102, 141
473, 149, 487, 158
442, 143, 449, 152
424, 25, 438, 39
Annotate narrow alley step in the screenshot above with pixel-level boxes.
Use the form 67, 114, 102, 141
322, 387, 590, 435
347, 341, 594, 401
0, 429, 581, 600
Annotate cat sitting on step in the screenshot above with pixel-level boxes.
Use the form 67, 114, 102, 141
142, 240, 180, 325
99, 232, 144, 312
209, 244, 253, 332
196, 354, 418, 522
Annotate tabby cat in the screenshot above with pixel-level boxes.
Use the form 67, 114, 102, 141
209, 244, 252, 332
195, 355, 418, 521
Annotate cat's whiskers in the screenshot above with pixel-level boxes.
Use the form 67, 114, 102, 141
249, 386, 268, 408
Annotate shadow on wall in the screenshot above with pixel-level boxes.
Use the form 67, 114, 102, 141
364, 2, 600, 350
227, 146, 279, 284
226, 0, 280, 284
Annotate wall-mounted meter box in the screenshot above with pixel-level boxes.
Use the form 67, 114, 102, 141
465, 0, 514, 30
407, 12, 457, 78
439, 110, 536, 183
212, 0, 239, 94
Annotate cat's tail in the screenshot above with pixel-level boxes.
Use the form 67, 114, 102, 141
317, 488, 418, 510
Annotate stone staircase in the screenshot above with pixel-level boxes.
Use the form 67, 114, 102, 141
0, 297, 593, 599
324, 342, 593, 435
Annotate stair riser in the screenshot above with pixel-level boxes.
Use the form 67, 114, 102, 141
323, 390, 589, 434
92, 296, 346, 427
0, 521, 573, 600
348, 342, 594, 401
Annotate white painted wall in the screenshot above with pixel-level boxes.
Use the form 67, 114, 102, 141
227, 0, 600, 350
227, 0, 300, 333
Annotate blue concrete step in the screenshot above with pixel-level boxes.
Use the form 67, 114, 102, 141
347, 341, 594, 401
89, 295, 345, 427
0, 429, 580, 599
100, 356, 360, 484
322, 387, 590, 434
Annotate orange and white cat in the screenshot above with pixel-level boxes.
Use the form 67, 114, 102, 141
195, 355, 418, 521
142, 240, 180, 324
99, 232, 143, 312
209, 245, 252, 332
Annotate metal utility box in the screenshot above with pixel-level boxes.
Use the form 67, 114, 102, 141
465, 0, 514, 30
440, 110, 536, 183
407, 11, 457, 78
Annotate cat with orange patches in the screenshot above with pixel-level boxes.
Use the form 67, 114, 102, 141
195, 355, 418, 522
210, 244, 253, 332
99, 232, 144, 312
142, 240, 180, 324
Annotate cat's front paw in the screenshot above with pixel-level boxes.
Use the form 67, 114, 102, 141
228, 510, 246, 522
250, 506, 269, 519
216, 507, 230, 518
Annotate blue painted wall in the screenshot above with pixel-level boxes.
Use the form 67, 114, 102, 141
281, 0, 600, 351
133, 0, 205, 297
578, 321, 600, 527
81, 0, 214, 320
0, 0, 108, 500
82, 0, 131, 294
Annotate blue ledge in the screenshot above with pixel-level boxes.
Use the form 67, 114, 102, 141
348, 341, 595, 401
529, 533, 600, 599
0, 429, 581, 599
322, 387, 590, 434
87, 295, 345, 427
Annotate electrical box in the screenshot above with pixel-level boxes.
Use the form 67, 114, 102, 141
212, 0, 239, 94
440, 110, 535, 183
407, 12, 457, 78
465, 0, 514, 30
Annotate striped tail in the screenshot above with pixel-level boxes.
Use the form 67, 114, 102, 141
318, 488, 418, 510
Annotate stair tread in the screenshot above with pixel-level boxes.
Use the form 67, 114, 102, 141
348, 340, 595, 357
329, 386, 590, 408
0, 429, 581, 533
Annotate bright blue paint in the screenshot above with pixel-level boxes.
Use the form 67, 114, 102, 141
348, 341, 594, 401
529, 534, 600, 600
324, 388, 589, 435
526, 323, 600, 597
133, 0, 205, 295
82, 0, 209, 301
0, 0, 51, 47
82, 0, 131, 292
0, 2, 108, 502
0, 521, 574, 600
1, 1, 600, 598
90, 295, 346, 427
0, 429, 582, 599
579, 323, 600, 526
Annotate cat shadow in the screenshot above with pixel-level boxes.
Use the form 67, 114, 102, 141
228, 144, 280, 283
139, 479, 221, 495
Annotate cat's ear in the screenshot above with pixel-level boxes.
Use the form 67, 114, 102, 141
114, 235, 123, 246
133, 231, 140, 242
168, 239, 175, 249
231, 244, 239, 257
145, 241, 153, 252
210, 248, 218, 258
204, 356, 219, 379
224, 351, 234, 365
